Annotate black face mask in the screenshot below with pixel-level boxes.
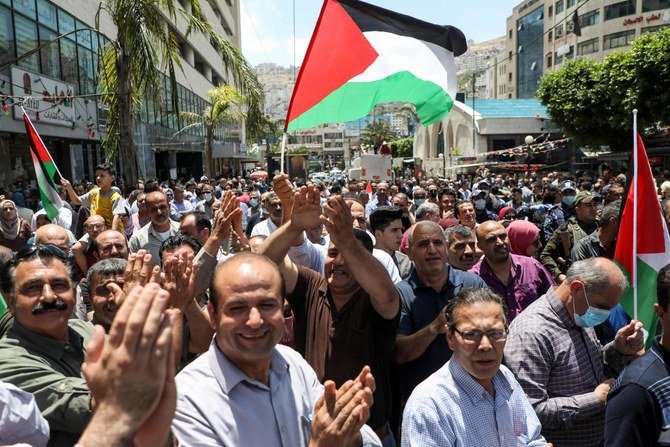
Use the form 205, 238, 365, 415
543, 195, 556, 204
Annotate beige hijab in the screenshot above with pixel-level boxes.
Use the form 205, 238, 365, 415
0, 200, 20, 240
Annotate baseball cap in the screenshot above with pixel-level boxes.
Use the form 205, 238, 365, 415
574, 190, 598, 205
560, 180, 576, 192
472, 189, 487, 197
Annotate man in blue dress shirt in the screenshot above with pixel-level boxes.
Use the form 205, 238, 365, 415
402, 287, 549, 447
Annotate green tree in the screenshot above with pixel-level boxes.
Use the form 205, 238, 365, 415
96, 0, 264, 186
177, 85, 245, 178
360, 120, 397, 149
390, 137, 413, 158
537, 27, 670, 150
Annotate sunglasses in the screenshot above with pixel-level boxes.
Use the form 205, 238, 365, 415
13, 243, 67, 263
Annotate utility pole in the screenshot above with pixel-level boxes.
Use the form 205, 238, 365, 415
472, 72, 476, 155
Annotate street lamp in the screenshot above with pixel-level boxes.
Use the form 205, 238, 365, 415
524, 135, 534, 177
439, 153, 445, 178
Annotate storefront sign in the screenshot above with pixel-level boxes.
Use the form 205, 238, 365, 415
623, 16, 643, 26
11, 67, 75, 127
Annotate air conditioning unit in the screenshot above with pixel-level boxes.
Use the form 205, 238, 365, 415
555, 26, 564, 37
566, 22, 575, 33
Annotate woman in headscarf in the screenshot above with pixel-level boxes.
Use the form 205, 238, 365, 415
0, 200, 32, 251
507, 219, 542, 258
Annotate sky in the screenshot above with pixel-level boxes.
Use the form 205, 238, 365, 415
240, 0, 522, 67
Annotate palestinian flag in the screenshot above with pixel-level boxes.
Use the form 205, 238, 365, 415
614, 135, 670, 343
22, 109, 63, 220
285, 0, 466, 131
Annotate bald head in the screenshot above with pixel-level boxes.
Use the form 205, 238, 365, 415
95, 230, 129, 260
409, 220, 444, 247
475, 220, 505, 240
475, 221, 509, 264
35, 224, 70, 255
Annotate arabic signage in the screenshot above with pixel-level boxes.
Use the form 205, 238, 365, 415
11, 67, 75, 126
624, 10, 670, 26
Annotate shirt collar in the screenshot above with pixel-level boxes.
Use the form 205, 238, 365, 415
480, 254, 519, 276
148, 220, 179, 238
546, 287, 576, 328
407, 264, 463, 290
10, 320, 84, 360
209, 341, 290, 394
448, 358, 512, 404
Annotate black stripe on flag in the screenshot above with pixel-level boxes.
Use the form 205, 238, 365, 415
338, 0, 467, 56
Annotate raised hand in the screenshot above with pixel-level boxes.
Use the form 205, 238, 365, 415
160, 249, 200, 312
320, 196, 355, 247
211, 191, 242, 242
290, 185, 322, 231
123, 249, 160, 296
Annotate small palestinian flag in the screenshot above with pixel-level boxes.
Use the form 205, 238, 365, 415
23, 109, 63, 220
614, 134, 670, 345
286, 0, 467, 131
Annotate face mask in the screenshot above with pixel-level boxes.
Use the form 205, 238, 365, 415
204, 193, 212, 202
562, 196, 575, 206
573, 287, 610, 328
414, 198, 426, 207
474, 199, 487, 210
250, 198, 259, 208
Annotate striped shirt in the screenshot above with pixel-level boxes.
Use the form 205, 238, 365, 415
504, 288, 629, 447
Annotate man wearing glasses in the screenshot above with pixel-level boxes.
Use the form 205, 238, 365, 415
0, 244, 93, 447
402, 288, 548, 446
470, 221, 553, 322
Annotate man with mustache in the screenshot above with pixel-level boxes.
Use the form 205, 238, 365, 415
395, 221, 485, 400
443, 225, 478, 271
0, 245, 93, 446
129, 191, 180, 265
86, 257, 127, 332
470, 221, 553, 322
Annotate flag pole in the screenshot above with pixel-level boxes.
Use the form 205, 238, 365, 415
633, 109, 639, 321
280, 133, 287, 174
21, 106, 65, 181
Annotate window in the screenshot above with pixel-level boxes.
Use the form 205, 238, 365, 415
548, 30, 553, 41
0, 6, 14, 76
547, 54, 553, 67
14, 14, 40, 73
642, 0, 670, 12
604, 0, 636, 21
549, 5, 553, 16
565, 45, 574, 60
509, 29, 512, 39
604, 30, 636, 49
58, 9, 75, 35
14, 0, 36, 19
76, 21, 91, 50
556, 54, 564, 64
642, 24, 669, 33
508, 72, 512, 82
60, 37, 78, 87
579, 10, 600, 28
78, 47, 94, 94
556, 0, 564, 14
37, 0, 57, 30
0, 0, 9, 7
567, 0, 575, 7
39, 26, 60, 79
578, 37, 599, 55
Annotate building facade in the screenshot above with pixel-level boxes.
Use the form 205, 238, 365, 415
501, 0, 670, 99
0, 0, 242, 188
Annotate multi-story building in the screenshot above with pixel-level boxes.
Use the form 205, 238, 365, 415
455, 36, 507, 99
501, 0, 670, 99
0, 0, 243, 185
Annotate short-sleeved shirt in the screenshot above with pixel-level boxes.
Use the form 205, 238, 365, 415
469, 253, 554, 321
78, 187, 125, 231
396, 266, 486, 399
287, 266, 399, 430
128, 220, 181, 265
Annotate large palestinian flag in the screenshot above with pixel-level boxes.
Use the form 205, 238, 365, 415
22, 109, 63, 220
614, 135, 670, 344
285, 0, 467, 131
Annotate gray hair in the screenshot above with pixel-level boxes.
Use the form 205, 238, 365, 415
444, 225, 473, 244
86, 258, 128, 291
445, 287, 508, 330
600, 200, 621, 226
416, 202, 440, 220
565, 258, 629, 294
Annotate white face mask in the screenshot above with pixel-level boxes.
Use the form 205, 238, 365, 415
204, 193, 212, 202
474, 199, 487, 210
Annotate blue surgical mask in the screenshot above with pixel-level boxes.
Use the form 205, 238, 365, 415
562, 196, 576, 206
250, 198, 259, 208
573, 287, 610, 328
474, 199, 487, 210
415, 198, 426, 207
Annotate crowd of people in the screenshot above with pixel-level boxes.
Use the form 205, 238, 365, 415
0, 162, 669, 446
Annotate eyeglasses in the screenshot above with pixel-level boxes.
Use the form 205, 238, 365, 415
13, 243, 67, 263
452, 327, 508, 343
532, 238, 542, 247
84, 224, 106, 231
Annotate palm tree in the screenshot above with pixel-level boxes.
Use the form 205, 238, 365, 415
177, 85, 245, 178
96, 0, 264, 186
361, 120, 398, 149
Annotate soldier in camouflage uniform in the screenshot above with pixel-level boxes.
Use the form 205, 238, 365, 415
540, 190, 599, 283
542, 180, 578, 242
